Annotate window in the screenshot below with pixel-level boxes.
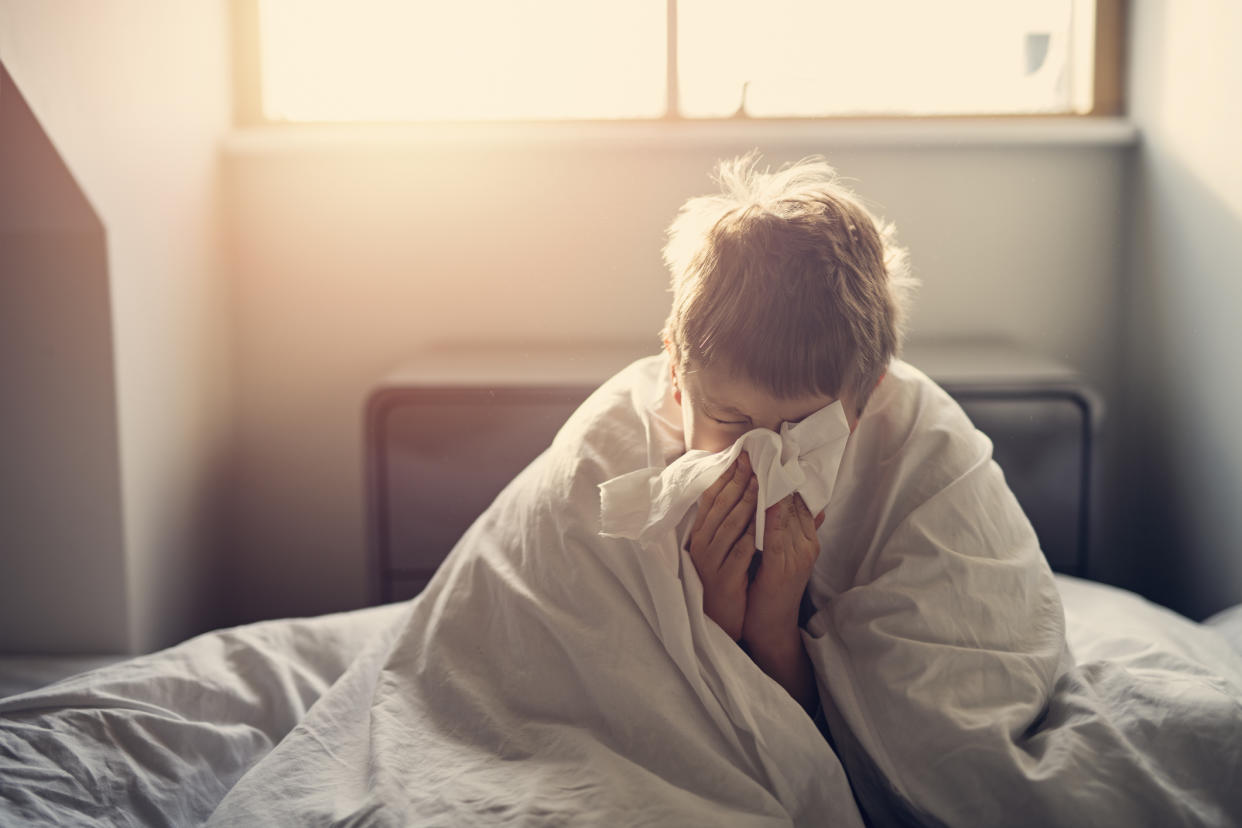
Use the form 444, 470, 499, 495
233, 0, 1124, 124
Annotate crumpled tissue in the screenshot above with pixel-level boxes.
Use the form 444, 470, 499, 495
599, 400, 851, 553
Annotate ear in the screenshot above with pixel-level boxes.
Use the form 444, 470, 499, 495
663, 338, 682, 406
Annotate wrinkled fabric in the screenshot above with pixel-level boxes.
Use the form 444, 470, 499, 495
599, 397, 851, 553
801, 357, 1242, 827
0, 604, 407, 826
207, 353, 864, 827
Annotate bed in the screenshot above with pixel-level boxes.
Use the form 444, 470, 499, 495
3, 341, 1241, 826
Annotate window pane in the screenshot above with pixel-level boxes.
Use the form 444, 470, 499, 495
259, 0, 666, 122
677, 0, 1090, 118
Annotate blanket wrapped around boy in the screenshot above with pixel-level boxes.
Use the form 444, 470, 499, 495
209, 354, 1242, 826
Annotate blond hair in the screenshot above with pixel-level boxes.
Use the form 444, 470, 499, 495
661, 154, 916, 411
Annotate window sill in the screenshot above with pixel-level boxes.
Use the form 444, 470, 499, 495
222, 117, 1138, 155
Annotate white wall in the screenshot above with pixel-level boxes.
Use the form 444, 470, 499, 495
0, 2, 233, 651
8, 2, 1208, 635
222, 125, 1134, 623
1124, 1, 1242, 618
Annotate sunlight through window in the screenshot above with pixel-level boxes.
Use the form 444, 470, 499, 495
255, 0, 1095, 122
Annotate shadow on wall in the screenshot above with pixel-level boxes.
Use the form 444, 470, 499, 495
0, 60, 128, 652
1123, 145, 1242, 620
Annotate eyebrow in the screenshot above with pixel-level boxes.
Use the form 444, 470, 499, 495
701, 391, 821, 425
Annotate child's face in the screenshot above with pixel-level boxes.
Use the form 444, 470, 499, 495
672, 358, 850, 453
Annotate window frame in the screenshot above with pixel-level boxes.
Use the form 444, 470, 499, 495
230, 0, 1126, 127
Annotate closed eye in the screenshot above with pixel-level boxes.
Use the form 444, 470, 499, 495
708, 414, 749, 426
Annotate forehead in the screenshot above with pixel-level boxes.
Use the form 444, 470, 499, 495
684, 361, 765, 406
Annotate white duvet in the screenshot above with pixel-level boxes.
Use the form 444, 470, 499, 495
3, 354, 1242, 826
794, 357, 1242, 826
0, 603, 407, 824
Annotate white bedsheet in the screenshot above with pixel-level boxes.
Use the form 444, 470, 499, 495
0, 604, 406, 824
2, 583, 1241, 826
3, 355, 1242, 826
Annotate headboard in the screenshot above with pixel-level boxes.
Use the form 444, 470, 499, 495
365, 341, 1098, 604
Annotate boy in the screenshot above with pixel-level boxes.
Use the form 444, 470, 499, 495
657, 154, 915, 710
618, 154, 1073, 824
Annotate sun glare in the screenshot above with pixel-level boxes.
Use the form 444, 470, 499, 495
258, 0, 667, 122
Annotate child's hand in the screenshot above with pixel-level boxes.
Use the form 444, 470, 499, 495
686, 452, 758, 641
742, 494, 824, 655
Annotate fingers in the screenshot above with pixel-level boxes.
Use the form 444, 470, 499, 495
764, 497, 789, 528
696, 452, 752, 548
720, 518, 757, 581
711, 475, 757, 565
763, 495, 822, 553
791, 494, 817, 544
763, 498, 791, 552
691, 456, 738, 534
